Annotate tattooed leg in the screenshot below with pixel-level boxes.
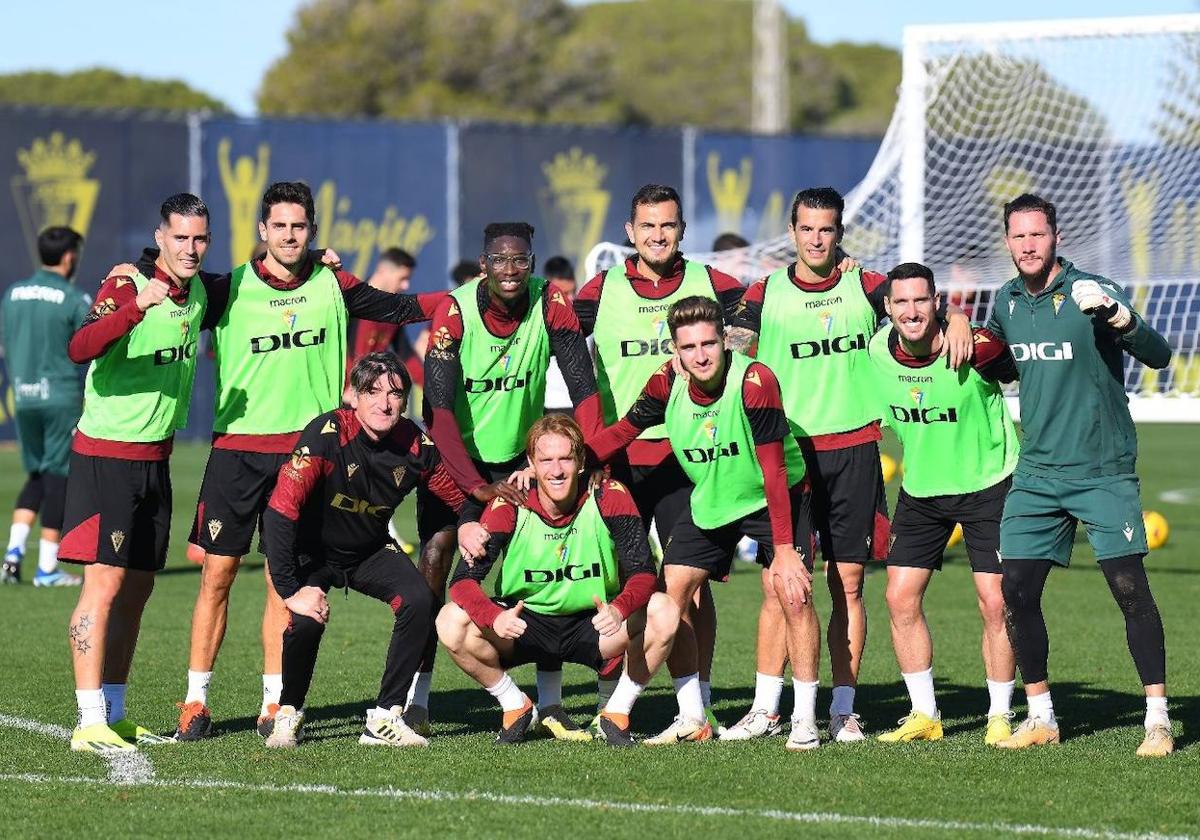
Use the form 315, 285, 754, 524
69, 564, 126, 690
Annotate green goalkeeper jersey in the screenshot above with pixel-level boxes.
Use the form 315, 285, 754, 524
0, 269, 92, 409
985, 258, 1171, 478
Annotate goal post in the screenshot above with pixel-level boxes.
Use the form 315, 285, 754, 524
585, 13, 1200, 421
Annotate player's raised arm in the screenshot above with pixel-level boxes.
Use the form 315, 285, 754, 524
726, 275, 765, 355
1071, 279, 1172, 370
544, 283, 603, 438
585, 363, 674, 464
336, 266, 448, 326
67, 275, 148, 363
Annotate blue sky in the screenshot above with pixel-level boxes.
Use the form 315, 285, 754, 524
4, 0, 1197, 115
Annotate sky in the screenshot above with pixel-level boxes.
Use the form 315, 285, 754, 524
3, 0, 1197, 116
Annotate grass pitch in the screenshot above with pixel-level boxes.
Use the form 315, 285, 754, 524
0, 426, 1197, 839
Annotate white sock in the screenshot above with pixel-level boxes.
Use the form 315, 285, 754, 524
185, 670, 212, 705
486, 673, 527, 712
535, 669, 563, 709
830, 684, 856, 717
699, 679, 712, 709
7, 522, 30, 554
752, 672, 785, 716
1145, 696, 1169, 729
262, 673, 283, 714
101, 683, 126, 723
596, 677, 618, 710
406, 671, 432, 709
76, 688, 107, 728
986, 679, 1015, 717
37, 538, 59, 573
902, 668, 938, 718
673, 673, 705, 721
792, 679, 819, 723
1027, 689, 1055, 724
604, 674, 644, 715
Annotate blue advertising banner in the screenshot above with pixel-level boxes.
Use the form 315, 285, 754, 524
0, 107, 189, 439
458, 124, 684, 279
691, 132, 879, 251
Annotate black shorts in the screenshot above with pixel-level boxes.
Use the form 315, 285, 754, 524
625, 452, 692, 537
663, 483, 814, 582
191, 448, 290, 557
802, 439, 890, 564
887, 476, 1011, 574
494, 602, 604, 671
59, 452, 172, 572
417, 452, 527, 538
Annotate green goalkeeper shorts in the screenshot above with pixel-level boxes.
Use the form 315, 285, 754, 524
999, 471, 1148, 566
14, 403, 79, 476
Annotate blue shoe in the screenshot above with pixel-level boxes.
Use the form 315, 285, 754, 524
1, 548, 21, 584
33, 568, 81, 587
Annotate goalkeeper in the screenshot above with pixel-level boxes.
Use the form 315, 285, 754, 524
986, 193, 1173, 757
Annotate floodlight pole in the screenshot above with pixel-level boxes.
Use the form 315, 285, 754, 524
752, 0, 788, 134
899, 26, 926, 263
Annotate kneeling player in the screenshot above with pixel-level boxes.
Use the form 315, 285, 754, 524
261, 353, 463, 748
588, 297, 821, 750
868, 263, 1020, 745
437, 415, 674, 745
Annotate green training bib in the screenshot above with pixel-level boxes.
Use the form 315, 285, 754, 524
593, 259, 713, 437
665, 353, 805, 530
869, 326, 1018, 497
212, 262, 347, 435
496, 491, 620, 615
756, 266, 879, 436
78, 273, 207, 442
451, 277, 551, 462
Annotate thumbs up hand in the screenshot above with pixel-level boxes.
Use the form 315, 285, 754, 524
493, 600, 528, 639
591, 595, 623, 637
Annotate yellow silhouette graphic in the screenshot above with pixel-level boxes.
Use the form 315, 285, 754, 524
314, 181, 435, 277
218, 138, 270, 266
539, 148, 610, 275
706, 153, 753, 235
11, 132, 100, 271
1119, 169, 1158, 282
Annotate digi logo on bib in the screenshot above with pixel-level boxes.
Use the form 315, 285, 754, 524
1010, 341, 1073, 362
249, 311, 328, 354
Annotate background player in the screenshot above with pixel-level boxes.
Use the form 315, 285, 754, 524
986, 193, 1174, 757
726, 186, 973, 740
262, 352, 461, 748
175, 181, 446, 741
868, 262, 1019, 745
588, 297, 821, 750
0, 226, 92, 586
60, 194, 212, 752
437, 414, 671, 745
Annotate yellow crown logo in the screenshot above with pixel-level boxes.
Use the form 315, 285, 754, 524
12, 132, 101, 270
541, 147, 607, 192
17, 133, 96, 181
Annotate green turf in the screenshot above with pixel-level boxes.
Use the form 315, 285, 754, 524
0, 427, 1197, 838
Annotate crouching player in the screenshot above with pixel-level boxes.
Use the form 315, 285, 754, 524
867, 263, 1020, 745
261, 353, 464, 748
437, 415, 676, 745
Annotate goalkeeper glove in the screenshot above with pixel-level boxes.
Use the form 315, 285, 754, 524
1070, 279, 1132, 331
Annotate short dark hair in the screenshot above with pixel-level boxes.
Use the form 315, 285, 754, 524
790, 186, 844, 228
378, 247, 416, 269
159, 193, 209, 226
349, 351, 412, 395
630, 184, 684, 223
543, 255, 574, 280
885, 262, 937, 298
37, 226, 83, 266
483, 222, 534, 252
450, 260, 479, 287
667, 295, 723, 338
711, 232, 750, 252
261, 181, 315, 225
1003, 193, 1057, 233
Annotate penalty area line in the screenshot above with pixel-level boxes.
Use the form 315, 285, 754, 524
0, 771, 1192, 840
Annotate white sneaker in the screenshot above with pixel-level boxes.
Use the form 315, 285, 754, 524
785, 717, 820, 751
830, 712, 866, 742
360, 705, 428, 747
265, 705, 304, 748
719, 708, 783, 741
642, 715, 713, 746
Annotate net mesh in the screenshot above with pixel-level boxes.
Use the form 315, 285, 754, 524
586, 17, 1200, 407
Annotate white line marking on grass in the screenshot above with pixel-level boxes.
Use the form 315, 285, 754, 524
0, 769, 1190, 840
1158, 489, 1197, 505
0, 713, 154, 785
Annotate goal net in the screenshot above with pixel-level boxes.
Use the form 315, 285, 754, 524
586, 14, 1200, 421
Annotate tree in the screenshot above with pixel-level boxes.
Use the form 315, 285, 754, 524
0, 69, 229, 113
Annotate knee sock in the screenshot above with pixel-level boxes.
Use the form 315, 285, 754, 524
752, 672, 784, 716
186, 670, 212, 705
1001, 559, 1052, 685
101, 683, 126, 723
37, 538, 59, 574
486, 673, 527, 712
535, 668, 563, 709
1100, 555, 1167, 687
7, 522, 29, 555
902, 669, 937, 718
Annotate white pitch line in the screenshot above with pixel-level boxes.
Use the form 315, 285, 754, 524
0, 770, 1191, 840
1158, 489, 1197, 505
0, 712, 154, 785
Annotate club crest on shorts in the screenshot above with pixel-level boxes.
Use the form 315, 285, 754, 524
110, 530, 126, 553
392, 465, 406, 487
1052, 293, 1066, 316
208, 519, 223, 541
348, 463, 359, 479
